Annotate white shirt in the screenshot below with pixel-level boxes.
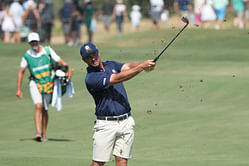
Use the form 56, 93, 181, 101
10, 1, 24, 27
150, 0, 164, 12
20, 46, 60, 68
115, 3, 126, 16
194, 0, 205, 14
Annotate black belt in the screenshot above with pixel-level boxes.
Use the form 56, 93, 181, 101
97, 112, 131, 121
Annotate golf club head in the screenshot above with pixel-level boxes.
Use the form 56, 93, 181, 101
181, 17, 189, 25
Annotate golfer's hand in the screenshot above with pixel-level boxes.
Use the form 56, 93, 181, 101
141, 60, 156, 71
16, 90, 23, 99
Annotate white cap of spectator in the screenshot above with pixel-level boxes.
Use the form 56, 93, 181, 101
26, 0, 36, 9
28, 32, 40, 43
85, 0, 91, 3
132, 5, 140, 11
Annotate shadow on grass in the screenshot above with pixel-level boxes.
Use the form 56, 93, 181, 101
19, 138, 74, 142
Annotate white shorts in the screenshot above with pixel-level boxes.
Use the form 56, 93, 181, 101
29, 80, 42, 104
29, 80, 52, 110
92, 116, 135, 162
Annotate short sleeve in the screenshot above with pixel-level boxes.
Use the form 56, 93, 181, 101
112, 61, 124, 72
85, 72, 111, 91
49, 47, 61, 62
20, 57, 27, 68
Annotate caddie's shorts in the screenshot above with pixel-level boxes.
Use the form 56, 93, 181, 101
29, 80, 52, 110
92, 116, 135, 162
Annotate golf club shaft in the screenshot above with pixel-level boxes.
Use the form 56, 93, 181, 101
153, 23, 189, 62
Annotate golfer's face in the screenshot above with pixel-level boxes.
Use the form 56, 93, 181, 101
29, 41, 39, 52
84, 51, 100, 67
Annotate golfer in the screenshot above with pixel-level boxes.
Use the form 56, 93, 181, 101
80, 42, 156, 166
16, 32, 72, 142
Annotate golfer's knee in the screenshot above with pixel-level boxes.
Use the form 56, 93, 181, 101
115, 156, 127, 166
90, 161, 105, 166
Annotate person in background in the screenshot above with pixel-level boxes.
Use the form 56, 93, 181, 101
201, 0, 216, 28
80, 42, 156, 166
150, 0, 164, 29
10, 0, 24, 43
101, 0, 114, 32
112, 0, 127, 40
83, 0, 98, 42
59, 0, 72, 45
130, 4, 142, 32
232, 0, 245, 29
39, 0, 54, 43
1, 3, 15, 43
174, 0, 194, 23
16, 32, 72, 142
0, 4, 4, 40
212, 0, 229, 30
244, 0, 249, 27
194, 0, 204, 24
68, 2, 82, 46
22, 0, 40, 33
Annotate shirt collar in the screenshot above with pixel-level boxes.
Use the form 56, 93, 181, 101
87, 61, 107, 73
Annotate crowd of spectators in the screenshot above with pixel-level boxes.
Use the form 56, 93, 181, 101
0, 0, 248, 45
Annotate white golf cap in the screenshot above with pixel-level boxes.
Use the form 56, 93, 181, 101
28, 32, 40, 42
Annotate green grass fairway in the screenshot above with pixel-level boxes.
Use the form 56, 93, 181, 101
1, 28, 249, 166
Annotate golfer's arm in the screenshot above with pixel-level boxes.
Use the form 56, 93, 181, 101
109, 65, 143, 86
16, 68, 25, 91
121, 62, 141, 71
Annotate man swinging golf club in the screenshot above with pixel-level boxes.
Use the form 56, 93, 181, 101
80, 42, 156, 166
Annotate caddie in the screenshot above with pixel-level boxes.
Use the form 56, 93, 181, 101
16, 32, 72, 142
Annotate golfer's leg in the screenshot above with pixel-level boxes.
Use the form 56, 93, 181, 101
115, 156, 127, 166
34, 103, 42, 135
42, 108, 48, 139
89, 161, 105, 166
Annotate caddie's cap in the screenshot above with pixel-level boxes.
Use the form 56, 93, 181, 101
80, 42, 98, 59
28, 32, 40, 42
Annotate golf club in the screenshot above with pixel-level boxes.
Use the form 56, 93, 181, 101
153, 17, 189, 62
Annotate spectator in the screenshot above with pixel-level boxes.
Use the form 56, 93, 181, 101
212, 0, 229, 30
130, 4, 142, 32
59, 0, 72, 45
83, 0, 98, 42
232, 0, 245, 29
244, 0, 249, 26
39, 0, 54, 43
174, 0, 194, 23
150, 0, 164, 29
112, 0, 127, 40
201, 0, 216, 28
10, 0, 24, 43
101, 0, 114, 32
22, 0, 41, 33
73, 0, 83, 45
0, 3, 5, 40
1, 3, 15, 43
68, 3, 82, 46
194, 0, 205, 24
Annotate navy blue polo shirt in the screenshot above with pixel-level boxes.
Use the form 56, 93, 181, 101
85, 61, 131, 116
